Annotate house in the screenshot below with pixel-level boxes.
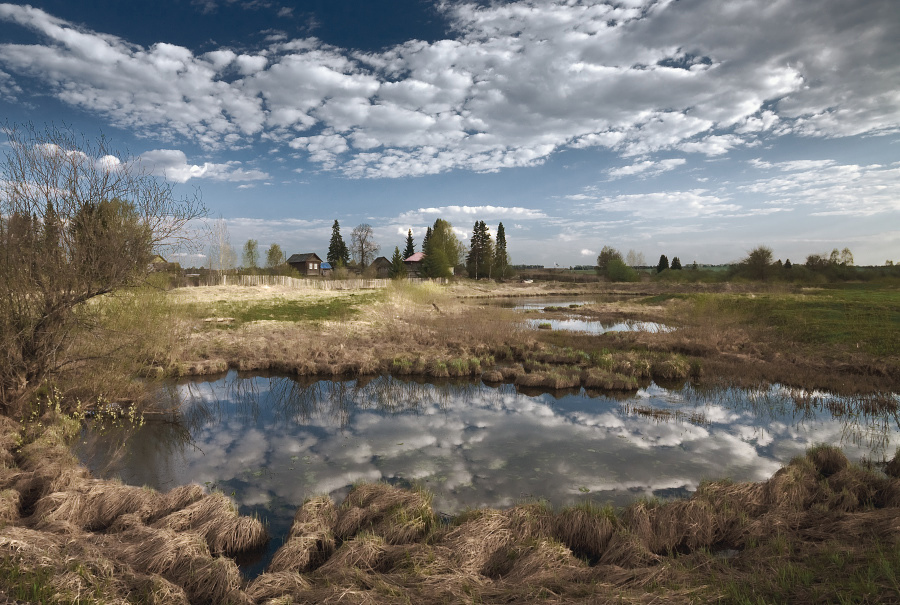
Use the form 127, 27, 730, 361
370, 256, 392, 278
320, 261, 333, 277
403, 252, 425, 277
148, 254, 171, 272
287, 252, 323, 276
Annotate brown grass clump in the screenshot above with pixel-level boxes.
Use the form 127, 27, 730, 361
825, 466, 884, 511
318, 532, 387, 574
554, 503, 617, 560
764, 456, 820, 510
246, 571, 311, 602
335, 483, 435, 545
269, 495, 337, 573
152, 491, 268, 555
584, 368, 638, 390
650, 357, 691, 381
807, 444, 850, 477
885, 448, 900, 479
481, 369, 504, 382
172, 555, 249, 604
444, 509, 514, 576
268, 533, 335, 574
0, 488, 20, 524
31, 480, 158, 531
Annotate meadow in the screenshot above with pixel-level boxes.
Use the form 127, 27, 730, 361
0, 276, 898, 603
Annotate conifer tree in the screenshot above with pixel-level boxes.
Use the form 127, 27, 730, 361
466, 220, 493, 279
389, 246, 405, 279
656, 254, 669, 273
327, 220, 349, 267
671, 256, 682, 270
493, 222, 509, 279
404, 229, 415, 258
422, 226, 432, 252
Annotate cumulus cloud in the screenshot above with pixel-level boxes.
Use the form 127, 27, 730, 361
587, 190, 741, 219
608, 157, 686, 179
743, 159, 900, 217
396, 205, 548, 225
139, 149, 270, 183
0, 0, 897, 177
580, 248, 596, 257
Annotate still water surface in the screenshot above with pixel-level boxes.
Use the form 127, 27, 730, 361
75, 373, 900, 574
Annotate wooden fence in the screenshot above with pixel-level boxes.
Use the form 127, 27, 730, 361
194, 274, 445, 291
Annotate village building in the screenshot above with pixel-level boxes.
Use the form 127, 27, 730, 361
320, 261, 334, 277
369, 256, 392, 278
286, 252, 323, 276
403, 252, 425, 277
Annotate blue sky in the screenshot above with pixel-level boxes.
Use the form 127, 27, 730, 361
1, 0, 898, 267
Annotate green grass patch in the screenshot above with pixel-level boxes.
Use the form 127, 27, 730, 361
0, 558, 58, 603
720, 540, 900, 604
689, 288, 900, 356
190, 292, 380, 327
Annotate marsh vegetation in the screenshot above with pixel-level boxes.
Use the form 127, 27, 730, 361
0, 274, 897, 602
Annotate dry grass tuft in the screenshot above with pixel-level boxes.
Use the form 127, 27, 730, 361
444, 509, 513, 575
335, 483, 435, 545
152, 491, 268, 555
764, 457, 819, 510
170, 555, 247, 604
246, 571, 311, 602
268, 533, 335, 574
885, 448, 900, 479
318, 532, 387, 574
807, 444, 850, 477
554, 503, 617, 560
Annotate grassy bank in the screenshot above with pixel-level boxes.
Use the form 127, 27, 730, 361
2, 411, 900, 603
130, 279, 897, 400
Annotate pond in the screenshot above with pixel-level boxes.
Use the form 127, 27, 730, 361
75, 373, 900, 576
525, 317, 671, 334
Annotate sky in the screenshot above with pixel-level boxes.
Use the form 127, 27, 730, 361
1, 0, 898, 267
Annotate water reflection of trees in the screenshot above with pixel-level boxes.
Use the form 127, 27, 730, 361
166, 373, 492, 432
680, 383, 900, 457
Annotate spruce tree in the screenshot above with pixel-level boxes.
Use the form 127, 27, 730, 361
422, 226, 432, 252
656, 254, 669, 273
404, 229, 415, 258
671, 256, 682, 270
466, 220, 493, 279
389, 246, 405, 278
327, 220, 349, 267
493, 222, 509, 279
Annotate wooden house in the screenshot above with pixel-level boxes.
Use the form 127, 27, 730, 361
320, 261, 334, 277
370, 256, 392, 278
403, 252, 425, 277
287, 252, 323, 276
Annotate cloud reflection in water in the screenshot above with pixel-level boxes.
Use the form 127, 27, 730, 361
78, 374, 899, 522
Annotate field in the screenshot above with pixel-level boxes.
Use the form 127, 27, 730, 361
0, 277, 898, 603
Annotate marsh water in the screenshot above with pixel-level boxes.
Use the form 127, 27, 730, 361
75, 372, 900, 576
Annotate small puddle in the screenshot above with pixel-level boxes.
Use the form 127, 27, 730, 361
526, 318, 671, 334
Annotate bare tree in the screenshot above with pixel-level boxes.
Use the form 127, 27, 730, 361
207, 218, 236, 273
0, 123, 205, 413
350, 223, 379, 267
625, 249, 645, 268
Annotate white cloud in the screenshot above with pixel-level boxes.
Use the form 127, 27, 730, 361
396, 205, 548, 225
0, 0, 897, 176
608, 157, 686, 179
589, 190, 741, 219
580, 248, 596, 256
743, 160, 900, 217
139, 149, 270, 183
